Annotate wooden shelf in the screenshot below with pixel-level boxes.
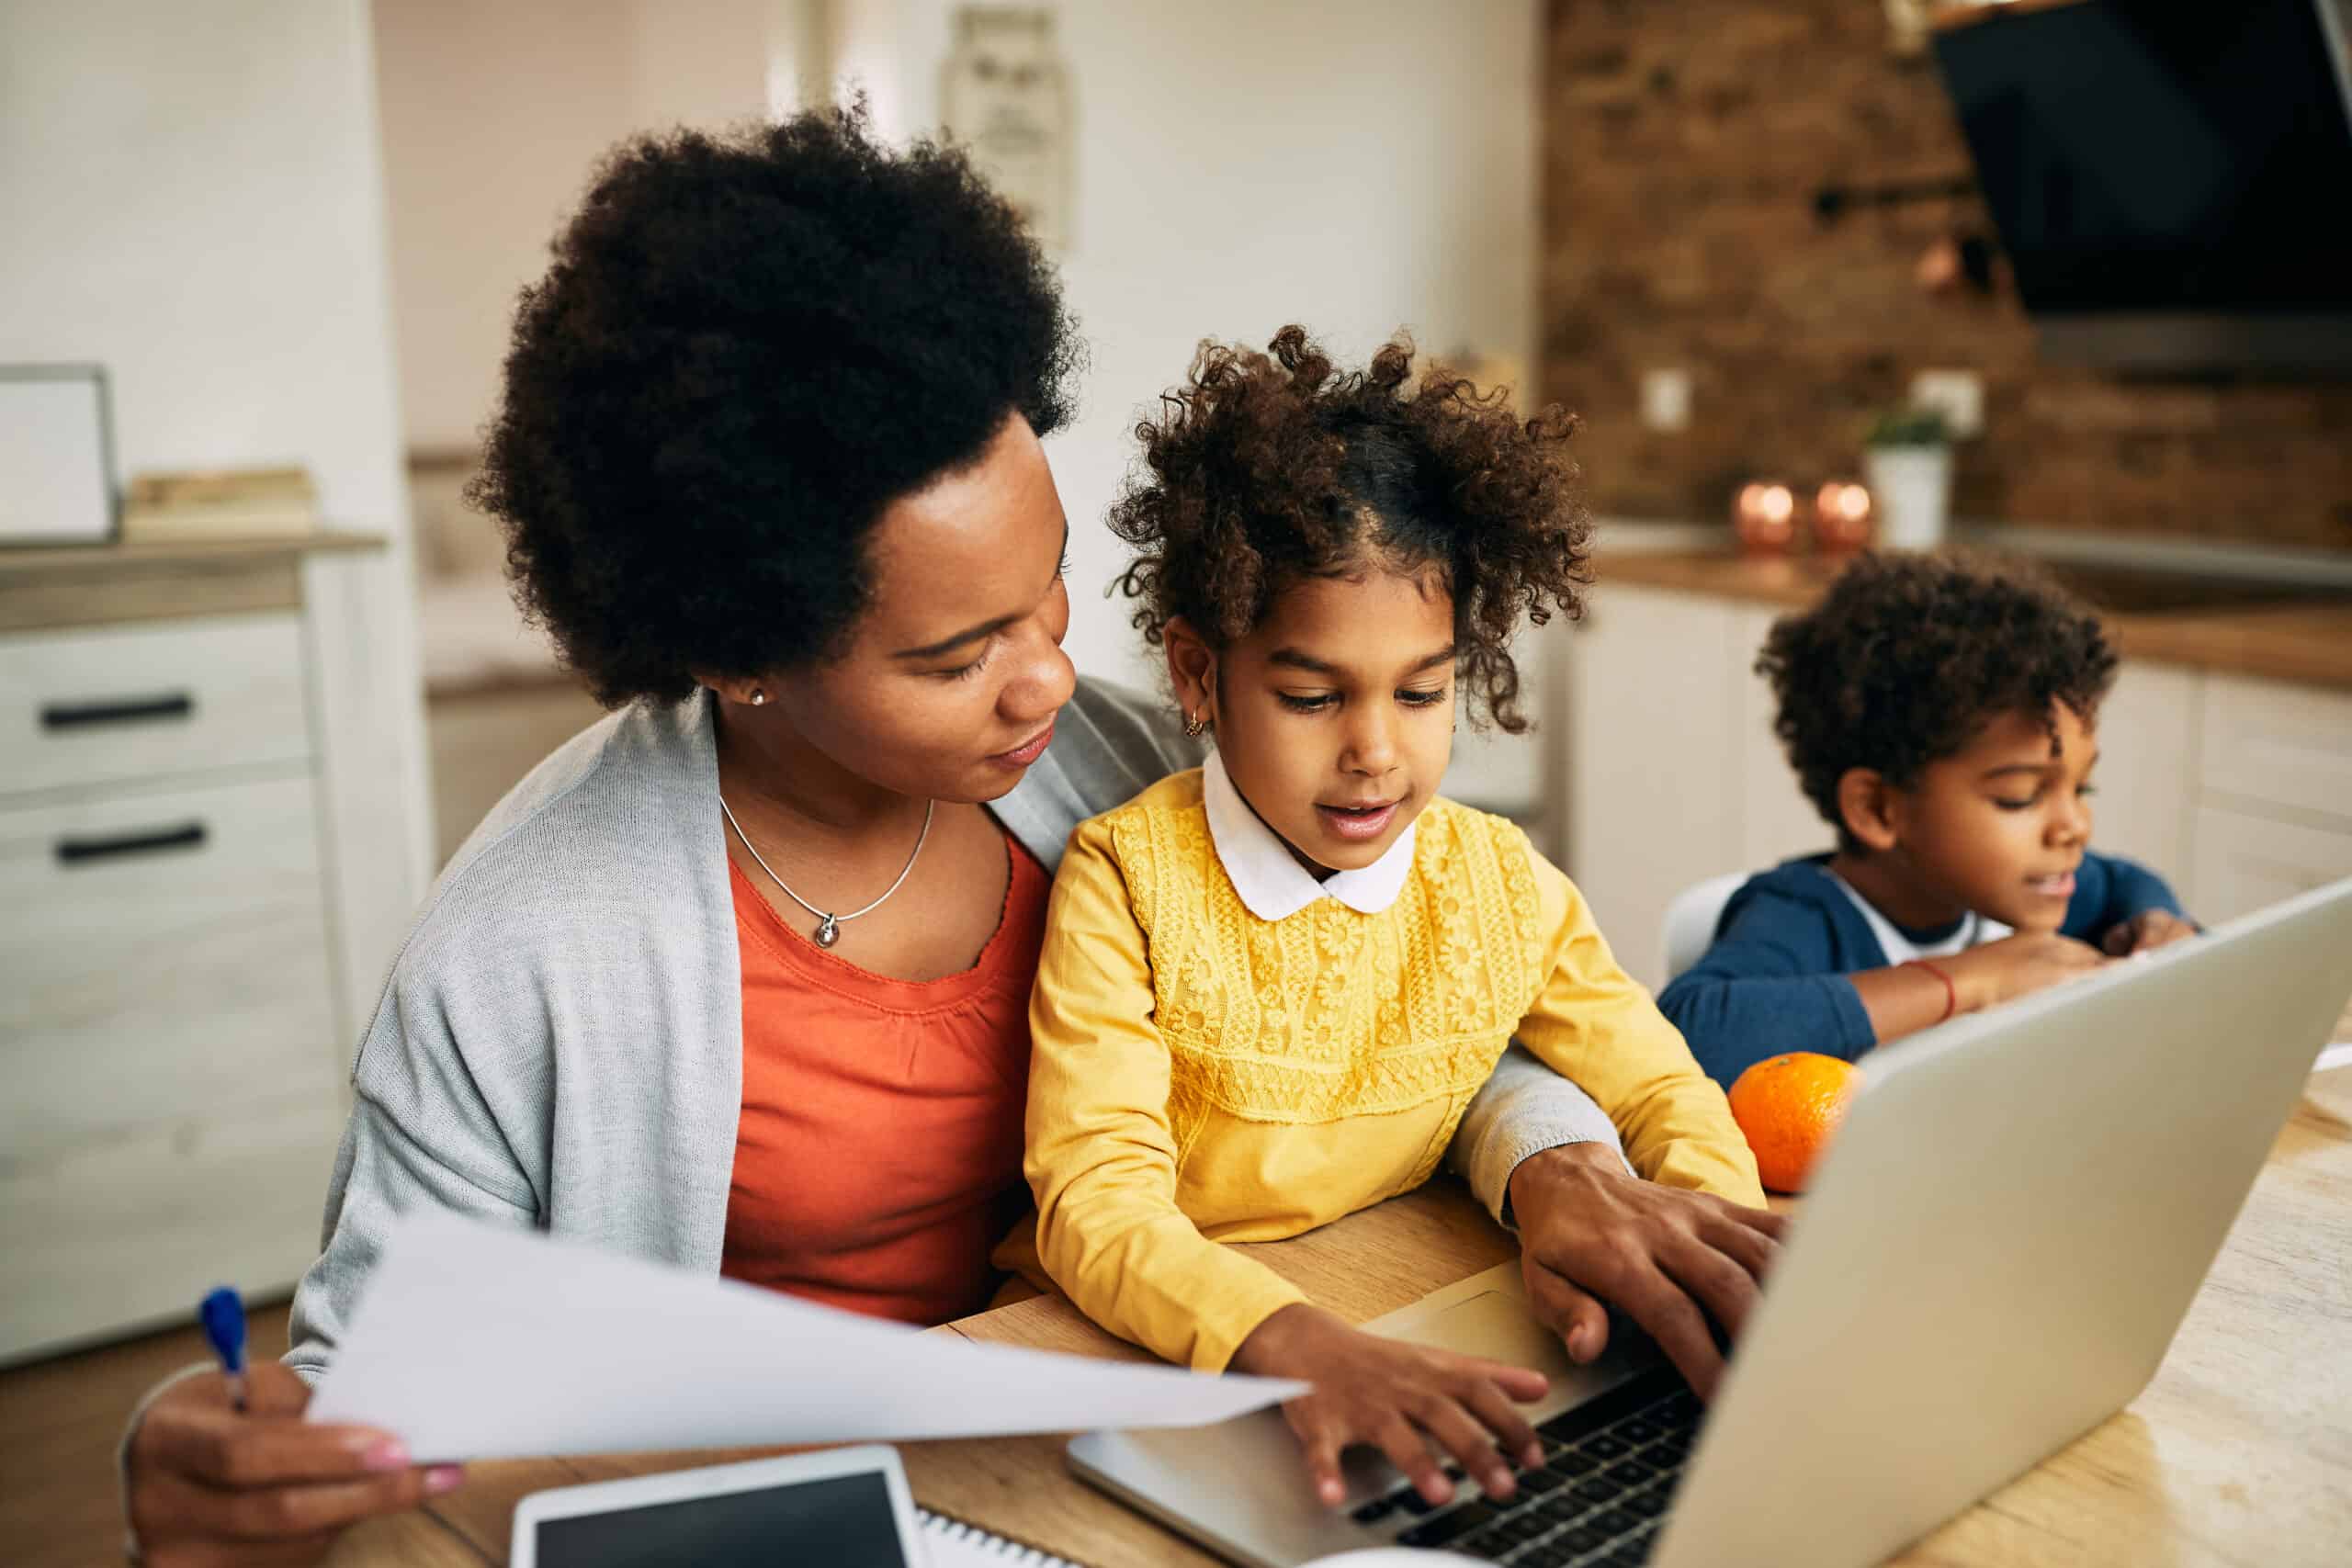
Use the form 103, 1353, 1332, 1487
0, 532, 388, 634
0, 530, 386, 574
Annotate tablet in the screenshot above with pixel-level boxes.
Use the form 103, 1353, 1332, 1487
509, 1446, 924, 1568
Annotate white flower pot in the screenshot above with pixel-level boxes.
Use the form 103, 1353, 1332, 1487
1865, 445, 1953, 552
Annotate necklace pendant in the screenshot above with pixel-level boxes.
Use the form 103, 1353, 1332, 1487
814, 913, 842, 948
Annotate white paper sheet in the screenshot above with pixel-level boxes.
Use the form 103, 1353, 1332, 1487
308, 1213, 1306, 1461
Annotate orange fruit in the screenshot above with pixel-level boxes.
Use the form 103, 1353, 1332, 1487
1726, 1052, 1863, 1194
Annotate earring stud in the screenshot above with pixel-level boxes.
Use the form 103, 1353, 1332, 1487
751, 690, 766, 707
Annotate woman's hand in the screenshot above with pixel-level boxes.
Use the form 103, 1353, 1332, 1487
1230, 1303, 1548, 1510
1506, 1144, 1785, 1399
2102, 908, 2198, 957
124, 1362, 460, 1566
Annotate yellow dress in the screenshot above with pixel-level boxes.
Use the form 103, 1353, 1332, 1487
1011, 768, 1763, 1371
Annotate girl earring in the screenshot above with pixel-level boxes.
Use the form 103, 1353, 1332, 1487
751, 690, 766, 707
1183, 710, 1208, 738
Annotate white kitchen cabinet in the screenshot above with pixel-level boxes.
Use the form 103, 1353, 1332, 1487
1566, 586, 1750, 989
2199, 673, 2352, 826
1563, 583, 2349, 991
2084, 662, 2203, 909
0, 537, 418, 1363
2191, 807, 2352, 926
2190, 673, 2352, 923
1731, 604, 1837, 873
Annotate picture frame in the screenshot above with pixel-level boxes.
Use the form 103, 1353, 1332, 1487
0, 363, 118, 547
941, 6, 1074, 254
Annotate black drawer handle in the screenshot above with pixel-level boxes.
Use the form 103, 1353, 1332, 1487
40, 693, 197, 730
55, 822, 208, 865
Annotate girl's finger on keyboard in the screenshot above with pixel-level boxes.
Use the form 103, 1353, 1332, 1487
1414, 1395, 1513, 1501
1455, 1374, 1545, 1470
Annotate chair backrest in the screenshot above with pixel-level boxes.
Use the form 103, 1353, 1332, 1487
1660, 872, 1752, 984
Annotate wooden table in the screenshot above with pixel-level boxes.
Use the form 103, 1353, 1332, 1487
333, 1058, 2352, 1566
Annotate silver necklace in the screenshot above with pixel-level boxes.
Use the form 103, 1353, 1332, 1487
718, 793, 934, 948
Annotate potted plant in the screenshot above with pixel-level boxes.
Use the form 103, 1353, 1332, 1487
1862, 404, 1953, 551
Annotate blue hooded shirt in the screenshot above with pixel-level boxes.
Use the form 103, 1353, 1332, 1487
1657, 851, 2186, 1087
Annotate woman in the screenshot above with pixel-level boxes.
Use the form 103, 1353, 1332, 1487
123, 109, 1781, 1564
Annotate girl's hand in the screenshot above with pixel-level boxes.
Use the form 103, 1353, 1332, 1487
124, 1361, 460, 1566
1229, 1303, 1547, 1510
2102, 908, 2198, 957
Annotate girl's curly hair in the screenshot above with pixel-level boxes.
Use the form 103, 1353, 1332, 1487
1109, 326, 1591, 734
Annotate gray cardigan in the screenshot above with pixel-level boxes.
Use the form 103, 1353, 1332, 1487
285, 681, 1620, 1377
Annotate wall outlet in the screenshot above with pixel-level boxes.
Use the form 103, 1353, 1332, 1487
1641, 367, 1692, 433
1910, 369, 1984, 437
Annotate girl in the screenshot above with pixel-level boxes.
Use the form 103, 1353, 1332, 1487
1017, 328, 1771, 1512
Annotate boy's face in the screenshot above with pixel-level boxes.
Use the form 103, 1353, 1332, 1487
1885, 702, 2098, 934
1201, 566, 1457, 875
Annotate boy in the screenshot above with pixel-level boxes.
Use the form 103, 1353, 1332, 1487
1658, 551, 2194, 1086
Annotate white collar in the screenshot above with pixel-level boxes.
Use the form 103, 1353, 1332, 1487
1202, 750, 1417, 921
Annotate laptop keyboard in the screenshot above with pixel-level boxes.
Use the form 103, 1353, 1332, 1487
1343, 1367, 1699, 1566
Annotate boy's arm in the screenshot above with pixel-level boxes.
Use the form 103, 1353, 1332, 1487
1024, 820, 1306, 1372
1512, 851, 1765, 1206
1655, 892, 1875, 1084
2066, 852, 2194, 950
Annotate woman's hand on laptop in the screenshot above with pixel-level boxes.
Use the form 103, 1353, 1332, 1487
1506, 1145, 1785, 1401
2101, 908, 2198, 957
124, 1361, 461, 1565
1229, 1301, 1548, 1510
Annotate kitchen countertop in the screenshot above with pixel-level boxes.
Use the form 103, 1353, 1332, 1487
1595, 547, 2352, 692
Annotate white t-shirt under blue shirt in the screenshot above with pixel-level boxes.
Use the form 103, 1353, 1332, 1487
1825, 868, 2012, 964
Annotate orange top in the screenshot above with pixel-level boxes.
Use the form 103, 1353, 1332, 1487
720, 835, 1048, 1325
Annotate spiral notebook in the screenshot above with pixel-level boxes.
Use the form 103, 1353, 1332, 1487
919, 1507, 1084, 1567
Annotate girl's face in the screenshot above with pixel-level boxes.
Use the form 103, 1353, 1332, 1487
1174, 564, 1458, 875
721, 412, 1079, 805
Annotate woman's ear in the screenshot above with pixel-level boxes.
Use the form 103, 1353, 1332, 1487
694, 671, 771, 710
1162, 618, 1218, 729
1836, 767, 1903, 853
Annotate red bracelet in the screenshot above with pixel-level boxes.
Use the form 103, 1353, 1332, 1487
1909, 959, 1957, 1023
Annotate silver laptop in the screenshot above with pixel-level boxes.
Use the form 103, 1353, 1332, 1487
1069, 874, 2352, 1567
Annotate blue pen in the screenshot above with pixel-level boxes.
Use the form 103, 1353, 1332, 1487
199, 1286, 248, 1413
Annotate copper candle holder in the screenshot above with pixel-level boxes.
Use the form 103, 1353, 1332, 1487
1813, 480, 1875, 554
1733, 481, 1798, 555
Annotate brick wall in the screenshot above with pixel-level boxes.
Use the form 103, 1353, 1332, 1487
1540, 0, 2352, 551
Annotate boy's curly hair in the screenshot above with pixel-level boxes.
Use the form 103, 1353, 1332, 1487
1108, 326, 1591, 734
1758, 551, 2120, 848
469, 105, 1079, 706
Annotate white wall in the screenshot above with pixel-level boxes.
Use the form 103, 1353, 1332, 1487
0, 0, 434, 972
373, 0, 771, 454
0, 0, 414, 547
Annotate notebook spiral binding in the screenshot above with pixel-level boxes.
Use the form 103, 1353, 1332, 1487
918, 1506, 1084, 1567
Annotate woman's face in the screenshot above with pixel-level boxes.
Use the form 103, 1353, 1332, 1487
744, 412, 1078, 804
